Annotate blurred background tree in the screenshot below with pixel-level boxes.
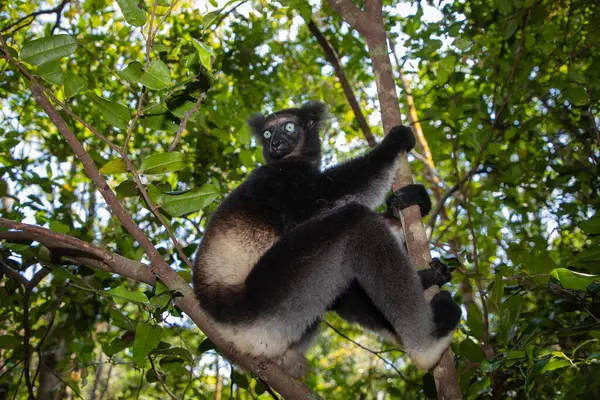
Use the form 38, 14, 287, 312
0, 0, 599, 398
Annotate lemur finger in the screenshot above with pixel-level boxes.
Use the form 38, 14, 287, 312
386, 184, 432, 218
417, 258, 452, 289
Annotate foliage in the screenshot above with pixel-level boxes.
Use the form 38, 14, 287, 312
0, 0, 599, 399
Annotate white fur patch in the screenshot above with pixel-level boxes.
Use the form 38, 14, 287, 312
409, 332, 455, 370
213, 319, 298, 358
199, 227, 276, 286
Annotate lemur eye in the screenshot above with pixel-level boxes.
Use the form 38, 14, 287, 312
263, 130, 272, 139
284, 122, 295, 133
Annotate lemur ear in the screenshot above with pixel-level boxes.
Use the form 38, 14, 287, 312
299, 101, 326, 129
247, 113, 266, 136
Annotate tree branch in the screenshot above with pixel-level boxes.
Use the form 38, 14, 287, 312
326, 2, 462, 399
307, 19, 375, 147
326, 0, 368, 34
0, 220, 156, 285
0, 35, 319, 400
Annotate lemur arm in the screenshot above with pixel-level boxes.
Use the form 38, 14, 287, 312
322, 126, 416, 208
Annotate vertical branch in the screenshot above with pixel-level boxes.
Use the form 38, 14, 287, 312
325, 1, 462, 399
307, 19, 375, 147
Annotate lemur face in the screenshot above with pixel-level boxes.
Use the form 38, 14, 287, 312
248, 101, 325, 166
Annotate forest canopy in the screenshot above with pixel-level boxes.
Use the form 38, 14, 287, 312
0, 0, 599, 399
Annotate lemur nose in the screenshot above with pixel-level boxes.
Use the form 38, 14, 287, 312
272, 140, 284, 150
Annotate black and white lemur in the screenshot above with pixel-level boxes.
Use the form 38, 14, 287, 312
193, 101, 461, 377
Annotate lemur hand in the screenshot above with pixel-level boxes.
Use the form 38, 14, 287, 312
382, 125, 416, 152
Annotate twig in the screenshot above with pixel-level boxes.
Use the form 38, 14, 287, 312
1, 0, 70, 33
146, 0, 158, 68
123, 89, 147, 151
23, 267, 52, 399
0, 258, 28, 287
168, 92, 207, 152
307, 19, 375, 147
50, 0, 69, 35
325, 322, 418, 386
148, 356, 179, 400
43, 91, 193, 269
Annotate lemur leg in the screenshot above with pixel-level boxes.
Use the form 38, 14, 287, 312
239, 203, 460, 370
331, 259, 453, 341
330, 281, 398, 343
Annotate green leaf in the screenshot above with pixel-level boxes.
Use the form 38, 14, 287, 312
118, 62, 144, 84
192, 39, 215, 71
49, 220, 70, 234
148, 184, 219, 217
99, 158, 127, 175
550, 268, 598, 290
151, 346, 193, 362
63, 74, 88, 98
139, 60, 171, 90
149, 291, 174, 309
105, 286, 149, 304
115, 180, 139, 198
102, 337, 129, 357
565, 86, 588, 106
541, 358, 571, 373
454, 37, 470, 51
0, 335, 21, 349
116, 0, 147, 26
21, 35, 78, 66
89, 93, 130, 129
580, 216, 600, 235
133, 322, 163, 367
140, 152, 193, 175
38, 61, 66, 84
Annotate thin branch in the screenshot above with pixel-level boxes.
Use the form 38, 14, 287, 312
0, 258, 28, 287
168, 92, 207, 152
123, 89, 147, 151
44, 91, 193, 269
23, 267, 52, 400
325, 322, 418, 386
0, 220, 156, 285
307, 19, 375, 147
148, 356, 179, 400
0, 0, 70, 33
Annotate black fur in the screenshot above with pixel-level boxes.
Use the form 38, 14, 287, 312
194, 102, 461, 373
385, 183, 432, 219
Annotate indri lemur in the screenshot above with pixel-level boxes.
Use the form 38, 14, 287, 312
193, 102, 461, 377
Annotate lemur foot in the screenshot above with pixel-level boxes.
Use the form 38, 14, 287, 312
430, 291, 462, 338
386, 184, 432, 218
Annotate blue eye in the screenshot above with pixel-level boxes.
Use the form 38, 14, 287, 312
284, 122, 295, 133
263, 130, 272, 139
